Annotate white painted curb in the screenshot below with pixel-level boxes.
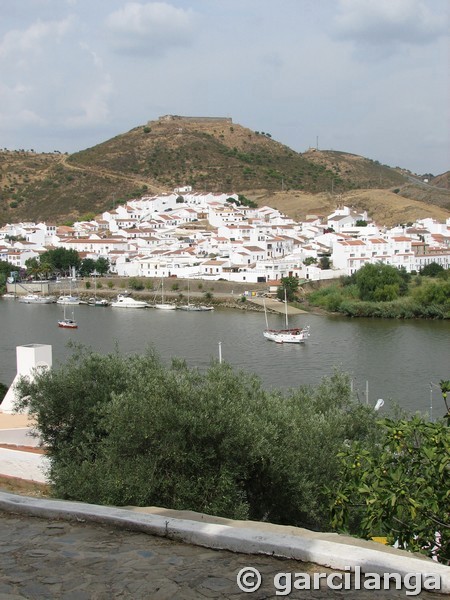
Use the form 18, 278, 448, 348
0, 492, 448, 594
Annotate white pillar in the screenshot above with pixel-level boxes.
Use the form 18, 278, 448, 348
1, 344, 52, 414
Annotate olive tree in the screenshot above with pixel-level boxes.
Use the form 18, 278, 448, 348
15, 348, 380, 529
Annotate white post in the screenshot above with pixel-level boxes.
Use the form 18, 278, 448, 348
429, 383, 433, 422
218, 342, 222, 364
365, 380, 369, 405
1, 344, 52, 414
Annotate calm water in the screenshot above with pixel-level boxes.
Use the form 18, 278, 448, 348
1, 299, 449, 416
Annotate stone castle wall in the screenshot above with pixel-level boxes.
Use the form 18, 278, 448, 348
158, 115, 232, 124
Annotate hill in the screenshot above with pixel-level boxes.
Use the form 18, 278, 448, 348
0, 116, 449, 226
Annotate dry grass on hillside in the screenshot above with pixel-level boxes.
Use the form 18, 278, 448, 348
246, 188, 450, 227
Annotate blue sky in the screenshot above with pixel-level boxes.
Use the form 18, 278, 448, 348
0, 0, 449, 175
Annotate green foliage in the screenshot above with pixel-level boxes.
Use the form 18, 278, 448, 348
411, 279, 450, 310
85, 281, 91, 289
79, 258, 96, 277
440, 380, 450, 424
14, 351, 379, 530
419, 262, 444, 278
80, 212, 95, 222
38, 247, 81, 276
330, 416, 450, 563
276, 276, 299, 302
352, 263, 410, 301
319, 256, 332, 270
237, 194, 258, 208
128, 278, 144, 291
0, 382, 8, 402
95, 257, 110, 276
0, 260, 16, 281
303, 257, 317, 266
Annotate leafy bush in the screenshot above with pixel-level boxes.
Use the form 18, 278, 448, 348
330, 415, 450, 563
420, 262, 445, 278
352, 263, 409, 301
129, 278, 144, 291
14, 350, 379, 530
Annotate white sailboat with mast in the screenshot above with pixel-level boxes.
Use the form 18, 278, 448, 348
87, 272, 109, 306
263, 288, 310, 343
178, 279, 214, 311
154, 279, 176, 310
58, 303, 78, 329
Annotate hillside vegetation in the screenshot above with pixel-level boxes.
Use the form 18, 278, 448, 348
1, 116, 449, 225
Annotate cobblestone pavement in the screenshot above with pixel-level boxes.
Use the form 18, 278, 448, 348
0, 512, 446, 599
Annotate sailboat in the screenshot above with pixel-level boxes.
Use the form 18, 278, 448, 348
87, 274, 109, 306
178, 280, 214, 311
56, 278, 80, 305
58, 304, 78, 329
153, 279, 176, 310
263, 288, 310, 344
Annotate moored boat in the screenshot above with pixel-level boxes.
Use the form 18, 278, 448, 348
87, 297, 109, 307
111, 294, 149, 308
263, 326, 310, 343
57, 295, 80, 305
19, 293, 56, 304
178, 304, 214, 311
153, 279, 176, 310
263, 290, 310, 344
58, 317, 78, 329
58, 304, 78, 328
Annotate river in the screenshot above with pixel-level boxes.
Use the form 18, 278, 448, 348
1, 298, 449, 417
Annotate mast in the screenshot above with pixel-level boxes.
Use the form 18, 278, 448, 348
284, 287, 289, 328
263, 298, 269, 329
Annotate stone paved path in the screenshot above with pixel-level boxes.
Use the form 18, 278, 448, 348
0, 512, 446, 599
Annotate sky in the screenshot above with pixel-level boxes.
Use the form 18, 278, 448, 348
0, 0, 449, 176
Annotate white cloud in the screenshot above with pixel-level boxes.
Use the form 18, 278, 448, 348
0, 17, 72, 60
334, 0, 448, 47
0, 1, 447, 173
105, 2, 195, 56
66, 76, 113, 127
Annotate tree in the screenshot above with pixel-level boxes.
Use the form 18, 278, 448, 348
420, 262, 445, 278
0, 260, 17, 291
25, 257, 43, 279
330, 415, 450, 563
353, 263, 409, 302
0, 260, 15, 281
276, 276, 299, 301
79, 258, 97, 277
39, 248, 81, 276
14, 350, 379, 531
95, 257, 110, 276
303, 257, 318, 266
319, 256, 331, 270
